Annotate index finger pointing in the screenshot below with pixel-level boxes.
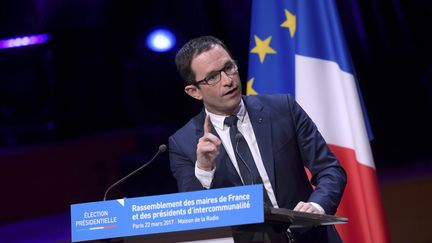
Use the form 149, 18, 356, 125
204, 115, 212, 134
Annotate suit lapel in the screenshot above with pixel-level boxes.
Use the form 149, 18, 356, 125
244, 96, 276, 191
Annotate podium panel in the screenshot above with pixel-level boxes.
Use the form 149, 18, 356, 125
71, 185, 348, 242
71, 185, 264, 242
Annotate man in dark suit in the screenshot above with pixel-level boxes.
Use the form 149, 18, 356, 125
169, 36, 347, 242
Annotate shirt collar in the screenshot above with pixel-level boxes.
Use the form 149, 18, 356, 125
205, 98, 246, 130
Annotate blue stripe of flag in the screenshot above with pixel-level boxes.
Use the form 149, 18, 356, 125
247, 0, 373, 140
247, 0, 296, 95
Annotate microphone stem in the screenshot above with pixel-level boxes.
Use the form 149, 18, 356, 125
103, 147, 164, 201
235, 136, 255, 185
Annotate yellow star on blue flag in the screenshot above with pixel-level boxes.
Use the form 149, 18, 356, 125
250, 35, 277, 63
247, 1, 296, 95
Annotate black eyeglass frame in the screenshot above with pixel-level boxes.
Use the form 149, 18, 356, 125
190, 60, 238, 86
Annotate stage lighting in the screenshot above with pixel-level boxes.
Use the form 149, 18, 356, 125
0, 34, 50, 49
146, 29, 176, 52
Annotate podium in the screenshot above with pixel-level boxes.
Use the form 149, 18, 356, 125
264, 207, 348, 228
71, 186, 347, 243
97, 207, 347, 243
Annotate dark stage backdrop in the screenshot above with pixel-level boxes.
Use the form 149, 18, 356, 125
0, 1, 431, 242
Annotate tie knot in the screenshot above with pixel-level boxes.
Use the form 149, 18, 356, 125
224, 115, 238, 127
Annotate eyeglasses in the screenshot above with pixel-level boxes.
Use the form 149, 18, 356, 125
193, 60, 238, 86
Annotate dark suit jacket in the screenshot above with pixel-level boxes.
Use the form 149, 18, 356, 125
169, 94, 346, 242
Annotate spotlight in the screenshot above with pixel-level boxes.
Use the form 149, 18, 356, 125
0, 34, 50, 49
146, 29, 176, 52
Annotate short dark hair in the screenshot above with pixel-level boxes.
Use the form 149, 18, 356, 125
175, 36, 232, 85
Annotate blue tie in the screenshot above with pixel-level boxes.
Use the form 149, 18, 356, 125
224, 115, 263, 185
224, 115, 273, 207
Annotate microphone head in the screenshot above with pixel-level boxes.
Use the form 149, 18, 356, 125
159, 144, 167, 152
235, 133, 243, 141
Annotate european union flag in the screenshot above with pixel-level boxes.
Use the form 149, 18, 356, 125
247, 1, 388, 242
247, 1, 296, 95
247, 0, 372, 139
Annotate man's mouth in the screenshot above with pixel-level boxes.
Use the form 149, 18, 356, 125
224, 87, 238, 96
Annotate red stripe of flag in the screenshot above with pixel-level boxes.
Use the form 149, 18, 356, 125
329, 144, 390, 243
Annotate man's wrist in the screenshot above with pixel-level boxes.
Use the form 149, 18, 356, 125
196, 162, 214, 171
195, 162, 216, 189
309, 202, 325, 214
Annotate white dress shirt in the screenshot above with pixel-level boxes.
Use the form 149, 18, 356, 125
195, 100, 324, 213
195, 100, 279, 207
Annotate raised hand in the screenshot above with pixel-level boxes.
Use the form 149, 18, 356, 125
196, 115, 221, 171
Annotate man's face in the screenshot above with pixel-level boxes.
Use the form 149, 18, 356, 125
185, 44, 242, 116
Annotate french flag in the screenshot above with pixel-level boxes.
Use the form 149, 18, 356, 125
247, 0, 390, 242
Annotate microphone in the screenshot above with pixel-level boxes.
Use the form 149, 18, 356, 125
234, 133, 255, 185
235, 133, 272, 208
103, 144, 167, 201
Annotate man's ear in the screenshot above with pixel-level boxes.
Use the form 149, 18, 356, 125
185, 85, 203, 100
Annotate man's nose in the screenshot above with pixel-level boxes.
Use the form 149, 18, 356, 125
220, 71, 233, 86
